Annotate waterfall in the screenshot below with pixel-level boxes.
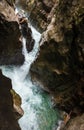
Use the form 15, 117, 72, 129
0, 15, 60, 130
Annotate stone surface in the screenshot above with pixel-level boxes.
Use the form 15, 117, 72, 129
19, 17, 35, 52
11, 0, 84, 129
63, 114, 84, 130
30, 0, 84, 116
16, 0, 56, 32
0, 0, 24, 65
0, 70, 21, 130
10, 89, 24, 119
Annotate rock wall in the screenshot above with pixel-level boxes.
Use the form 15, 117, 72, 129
16, 0, 56, 32
19, 17, 35, 53
0, 0, 24, 65
0, 70, 21, 130
30, 0, 84, 117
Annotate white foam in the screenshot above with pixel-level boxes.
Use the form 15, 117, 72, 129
1, 25, 41, 130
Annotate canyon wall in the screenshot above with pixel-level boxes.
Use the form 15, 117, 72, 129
0, 0, 83, 130
0, 0, 24, 65
0, 70, 21, 130
0, 1, 23, 129
29, 0, 84, 123
15, 0, 84, 129
16, 0, 56, 32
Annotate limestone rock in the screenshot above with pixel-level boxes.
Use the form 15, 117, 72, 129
30, 0, 84, 115
10, 89, 24, 119
19, 17, 35, 52
0, 0, 24, 65
16, 0, 56, 32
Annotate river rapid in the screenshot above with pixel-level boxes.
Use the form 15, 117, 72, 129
0, 8, 60, 130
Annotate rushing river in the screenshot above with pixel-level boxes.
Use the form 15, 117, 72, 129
0, 12, 60, 130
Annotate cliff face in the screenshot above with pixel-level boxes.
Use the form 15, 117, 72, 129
0, 0, 24, 65
27, 0, 55, 32
0, 70, 21, 130
16, 0, 56, 32
30, 0, 84, 116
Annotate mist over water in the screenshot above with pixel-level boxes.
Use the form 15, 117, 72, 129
1, 21, 60, 130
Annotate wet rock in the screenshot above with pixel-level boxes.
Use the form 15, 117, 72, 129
16, 0, 56, 32
19, 17, 35, 52
30, 0, 84, 115
0, 70, 21, 130
0, 0, 24, 65
26, 27, 35, 52
10, 89, 24, 119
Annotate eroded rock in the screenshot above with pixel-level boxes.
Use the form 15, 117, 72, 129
16, 0, 56, 32
0, 0, 24, 65
19, 16, 35, 52
30, 0, 84, 116
10, 89, 24, 119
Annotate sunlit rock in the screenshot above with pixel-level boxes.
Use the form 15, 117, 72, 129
10, 89, 24, 119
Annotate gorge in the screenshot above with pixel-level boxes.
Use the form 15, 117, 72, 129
0, 0, 84, 130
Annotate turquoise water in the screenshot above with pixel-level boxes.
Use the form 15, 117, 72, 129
1, 65, 60, 130
0, 10, 60, 130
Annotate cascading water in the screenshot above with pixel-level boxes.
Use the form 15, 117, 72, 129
0, 15, 60, 130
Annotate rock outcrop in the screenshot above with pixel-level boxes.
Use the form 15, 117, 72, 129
30, 0, 84, 117
10, 89, 24, 119
16, 0, 56, 32
0, 0, 24, 65
19, 17, 35, 52
0, 70, 21, 130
